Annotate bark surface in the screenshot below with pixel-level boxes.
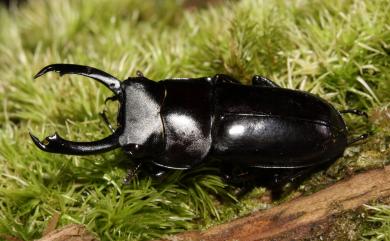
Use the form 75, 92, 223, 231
160, 166, 390, 241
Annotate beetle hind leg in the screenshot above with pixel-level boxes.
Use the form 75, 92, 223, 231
340, 109, 370, 145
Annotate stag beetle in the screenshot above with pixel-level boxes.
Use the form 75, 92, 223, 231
30, 64, 368, 186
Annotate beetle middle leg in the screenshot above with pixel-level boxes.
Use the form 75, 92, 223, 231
252, 75, 280, 88
123, 162, 168, 184
225, 166, 323, 199
146, 164, 167, 178
213, 74, 241, 84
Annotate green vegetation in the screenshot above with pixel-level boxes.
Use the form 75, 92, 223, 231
0, 0, 389, 240
363, 205, 390, 240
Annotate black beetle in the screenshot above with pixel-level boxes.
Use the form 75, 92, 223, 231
30, 64, 368, 186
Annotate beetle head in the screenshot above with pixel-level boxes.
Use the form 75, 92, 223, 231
30, 64, 124, 155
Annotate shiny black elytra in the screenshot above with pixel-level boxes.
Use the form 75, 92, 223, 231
30, 64, 368, 186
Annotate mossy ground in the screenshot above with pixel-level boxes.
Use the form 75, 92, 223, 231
0, 0, 389, 240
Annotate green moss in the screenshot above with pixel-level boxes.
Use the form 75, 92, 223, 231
363, 204, 390, 240
0, 0, 389, 240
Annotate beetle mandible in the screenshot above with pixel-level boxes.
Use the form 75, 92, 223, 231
30, 64, 368, 185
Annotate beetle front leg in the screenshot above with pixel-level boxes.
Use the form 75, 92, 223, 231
123, 162, 142, 184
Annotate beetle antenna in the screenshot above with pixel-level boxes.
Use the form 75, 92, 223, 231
34, 64, 123, 100
29, 131, 121, 155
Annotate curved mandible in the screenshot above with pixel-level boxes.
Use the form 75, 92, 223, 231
29, 132, 121, 155
34, 64, 123, 100
30, 64, 123, 155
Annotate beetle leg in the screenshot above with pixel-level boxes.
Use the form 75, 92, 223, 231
340, 109, 368, 117
29, 131, 120, 155
252, 75, 280, 88
147, 164, 168, 179
347, 133, 369, 145
34, 64, 123, 99
123, 162, 142, 184
340, 109, 369, 145
213, 74, 241, 84
245, 166, 321, 199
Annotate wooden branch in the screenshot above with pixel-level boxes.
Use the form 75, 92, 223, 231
160, 166, 390, 241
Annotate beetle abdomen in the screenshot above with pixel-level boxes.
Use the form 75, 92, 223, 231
212, 114, 347, 168
214, 84, 346, 129
211, 83, 348, 168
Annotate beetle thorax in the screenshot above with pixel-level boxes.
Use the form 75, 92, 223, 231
118, 78, 165, 157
